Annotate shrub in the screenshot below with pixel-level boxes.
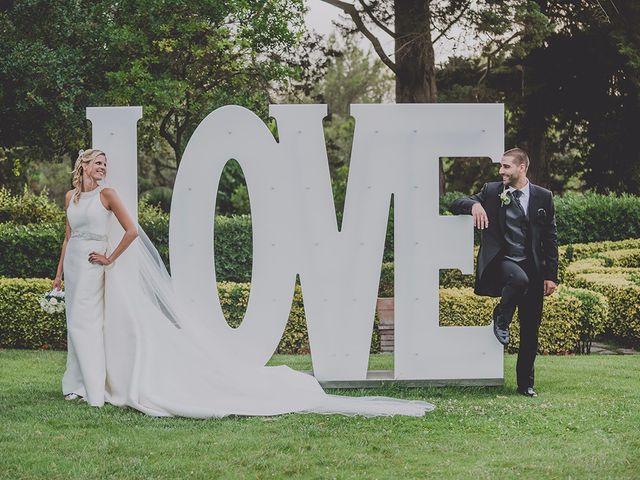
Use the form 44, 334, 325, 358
378, 262, 393, 297
563, 258, 603, 284
558, 240, 640, 283
557, 245, 570, 283
0, 202, 254, 282
439, 287, 583, 355
378, 251, 477, 297
558, 287, 609, 354
571, 272, 640, 347
0, 223, 65, 278
136, 202, 254, 282
439, 248, 478, 289
0, 279, 605, 356
209, 281, 381, 354
138, 198, 170, 267
216, 281, 310, 354
0, 186, 64, 224
140, 186, 173, 213
563, 238, 640, 263
2, 190, 640, 281
595, 249, 640, 268
439, 191, 466, 214
214, 216, 253, 283
555, 192, 640, 244
0, 278, 66, 349
562, 241, 640, 347
0, 278, 380, 355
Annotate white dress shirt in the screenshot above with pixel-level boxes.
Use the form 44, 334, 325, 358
507, 180, 530, 218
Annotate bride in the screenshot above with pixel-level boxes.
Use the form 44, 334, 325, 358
53, 149, 434, 418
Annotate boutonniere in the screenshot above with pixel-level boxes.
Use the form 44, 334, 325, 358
499, 188, 511, 207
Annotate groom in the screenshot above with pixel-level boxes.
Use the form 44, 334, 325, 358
450, 148, 559, 397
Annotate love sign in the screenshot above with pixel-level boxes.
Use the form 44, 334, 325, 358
88, 104, 504, 383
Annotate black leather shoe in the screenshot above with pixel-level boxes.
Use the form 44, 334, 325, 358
517, 387, 538, 397
492, 305, 509, 345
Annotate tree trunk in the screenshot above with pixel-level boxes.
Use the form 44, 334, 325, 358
394, 0, 436, 102
394, 0, 444, 193
523, 0, 549, 187
524, 114, 548, 187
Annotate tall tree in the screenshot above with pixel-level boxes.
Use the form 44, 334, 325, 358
0, 0, 306, 190
320, 0, 442, 189
0, 0, 112, 160
318, 1, 548, 192
99, 0, 306, 170
436, 1, 640, 192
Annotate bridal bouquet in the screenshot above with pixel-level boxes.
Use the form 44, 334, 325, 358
39, 288, 65, 314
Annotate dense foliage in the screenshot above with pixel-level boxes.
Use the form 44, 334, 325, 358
1, 188, 639, 280
0, 0, 306, 210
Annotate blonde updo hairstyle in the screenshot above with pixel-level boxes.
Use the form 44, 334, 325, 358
71, 149, 106, 204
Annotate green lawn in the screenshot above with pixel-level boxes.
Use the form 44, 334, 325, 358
1, 350, 639, 479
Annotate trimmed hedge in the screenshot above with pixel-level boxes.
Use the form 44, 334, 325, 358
0, 186, 64, 224
438, 286, 605, 355
571, 273, 640, 347
382, 267, 609, 354
378, 260, 476, 297
2, 191, 640, 282
0, 206, 254, 282
217, 281, 315, 354
596, 249, 640, 268
554, 192, 640, 245
0, 278, 66, 349
559, 287, 609, 354
0, 278, 378, 355
0, 223, 65, 278
562, 238, 640, 264
139, 200, 254, 280
563, 258, 638, 284
557, 239, 640, 283
562, 241, 640, 347
214, 217, 253, 283
2, 278, 608, 356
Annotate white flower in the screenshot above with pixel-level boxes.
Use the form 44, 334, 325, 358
499, 189, 511, 207
39, 290, 65, 314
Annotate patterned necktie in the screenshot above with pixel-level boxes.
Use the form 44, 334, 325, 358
512, 189, 526, 217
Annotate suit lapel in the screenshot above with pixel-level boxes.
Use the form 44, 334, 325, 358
527, 182, 537, 221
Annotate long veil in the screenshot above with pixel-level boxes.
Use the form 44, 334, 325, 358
102, 225, 435, 418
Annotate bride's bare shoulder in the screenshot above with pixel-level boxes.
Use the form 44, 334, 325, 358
64, 189, 74, 208
99, 187, 121, 210
100, 187, 119, 199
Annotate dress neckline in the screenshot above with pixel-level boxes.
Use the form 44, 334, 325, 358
80, 186, 102, 198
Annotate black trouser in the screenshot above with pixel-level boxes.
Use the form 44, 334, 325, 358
496, 256, 544, 389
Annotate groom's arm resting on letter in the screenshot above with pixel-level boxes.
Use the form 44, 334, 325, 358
450, 183, 490, 230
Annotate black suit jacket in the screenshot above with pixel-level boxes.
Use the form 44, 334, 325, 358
450, 181, 559, 297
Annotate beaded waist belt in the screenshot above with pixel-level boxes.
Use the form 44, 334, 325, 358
71, 231, 108, 241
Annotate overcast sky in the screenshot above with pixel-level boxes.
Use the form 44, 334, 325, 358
303, 0, 476, 64
304, 1, 395, 55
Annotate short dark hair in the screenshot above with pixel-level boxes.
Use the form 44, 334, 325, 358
503, 148, 529, 170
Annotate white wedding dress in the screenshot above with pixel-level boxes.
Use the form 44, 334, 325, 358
62, 186, 434, 417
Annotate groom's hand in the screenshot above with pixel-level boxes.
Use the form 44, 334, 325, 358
471, 202, 489, 229
544, 280, 557, 296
